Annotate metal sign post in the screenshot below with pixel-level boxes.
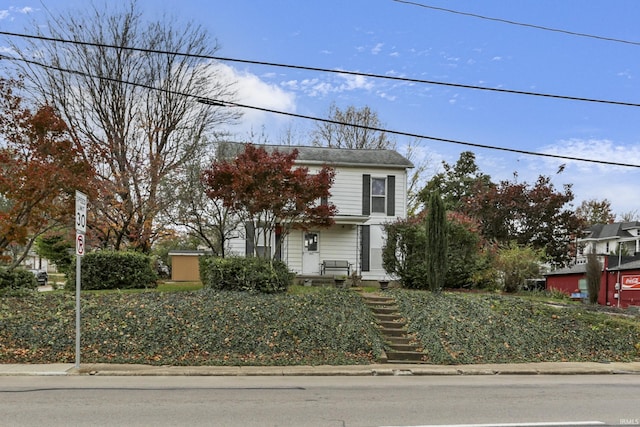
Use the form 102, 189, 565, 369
75, 191, 87, 369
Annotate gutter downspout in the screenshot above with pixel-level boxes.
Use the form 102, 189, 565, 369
605, 264, 610, 306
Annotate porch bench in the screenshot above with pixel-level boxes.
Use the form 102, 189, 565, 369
321, 260, 351, 276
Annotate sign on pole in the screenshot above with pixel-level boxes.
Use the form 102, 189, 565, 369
76, 232, 85, 257
75, 191, 87, 370
75, 191, 87, 234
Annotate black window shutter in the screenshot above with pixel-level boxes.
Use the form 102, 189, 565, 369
275, 231, 282, 260
245, 222, 255, 257
362, 174, 371, 215
361, 225, 370, 272
387, 175, 395, 217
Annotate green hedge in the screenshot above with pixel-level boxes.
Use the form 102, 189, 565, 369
200, 256, 294, 294
0, 268, 38, 296
67, 251, 158, 290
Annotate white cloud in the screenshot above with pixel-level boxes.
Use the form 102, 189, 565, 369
0, 6, 33, 20
212, 63, 296, 140
472, 137, 640, 217
280, 72, 373, 98
378, 92, 397, 101
531, 138, 640, 215
371, 43, 383, 55
541, 138, 640, 172
617, 70, 633, 79
492, 56, 502, 61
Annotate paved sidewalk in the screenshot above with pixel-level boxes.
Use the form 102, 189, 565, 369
1, 361, 639, 376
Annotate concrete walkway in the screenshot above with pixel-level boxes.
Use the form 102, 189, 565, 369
1, 361, 639, 376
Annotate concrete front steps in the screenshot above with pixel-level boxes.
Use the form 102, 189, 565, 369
359, 292, 426, 364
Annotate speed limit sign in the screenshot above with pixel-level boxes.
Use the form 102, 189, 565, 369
75, 191, 87, 233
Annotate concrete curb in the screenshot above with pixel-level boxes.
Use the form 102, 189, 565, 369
1, 362, 639, 377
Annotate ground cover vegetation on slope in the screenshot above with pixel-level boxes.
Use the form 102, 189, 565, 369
0, 289, 384, 365
1, 288, 638, 366
393, 290, 640, 364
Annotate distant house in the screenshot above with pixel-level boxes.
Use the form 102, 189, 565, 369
222, 142, 413, 281
577, 221, 640, 259
545, 221, 640, 307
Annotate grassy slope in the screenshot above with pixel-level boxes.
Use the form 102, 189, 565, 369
0, 288, 384, 366
0, 287, 638, 365
394, 289, 640, 364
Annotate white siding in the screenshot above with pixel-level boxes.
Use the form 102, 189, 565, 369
324, 166, 408, 219
227, 235, 246, 257
285, 230, 303, 273
318, 226, 360, 266
223, 162, 410, 281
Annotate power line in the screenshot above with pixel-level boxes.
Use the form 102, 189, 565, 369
393, 0, 640, 47
2, 52, 639, 169
2, 30, 640, 108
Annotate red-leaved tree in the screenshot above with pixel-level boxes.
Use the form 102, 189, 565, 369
201, 144, 336, 259
0, 77, 95, 267
462, 175, 583, 267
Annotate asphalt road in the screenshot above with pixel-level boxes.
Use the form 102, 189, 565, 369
1, 375, 639, 426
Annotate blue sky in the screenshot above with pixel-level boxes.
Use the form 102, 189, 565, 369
2, 1, 640, 216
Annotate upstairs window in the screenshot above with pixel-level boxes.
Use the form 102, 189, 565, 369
371, 177, 387, 213
362, 174, 396, 217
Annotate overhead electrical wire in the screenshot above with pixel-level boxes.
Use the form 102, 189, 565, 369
2, 52, 639, 169
393, 0, 640, 47
2, 30, 640, 108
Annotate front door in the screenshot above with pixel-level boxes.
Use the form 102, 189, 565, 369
302, 231, 320, 275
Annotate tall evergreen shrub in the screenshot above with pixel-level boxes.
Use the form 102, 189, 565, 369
425, 191, 448, 292
585, 250, 601, 304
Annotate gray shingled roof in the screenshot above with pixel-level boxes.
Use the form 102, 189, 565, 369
545, 263, 587, 276
609, 256, 640, 271
217, 142, 414, 169
583, 221, 640, 240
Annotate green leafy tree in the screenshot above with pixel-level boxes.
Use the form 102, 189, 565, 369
382, 216, 428, 289
383, 211, 491, 289
495, 242, 542, 293
425, 191, 447, 292
34, 233, 74, 274
446, 212, 491, 288
419, 151, 492, 212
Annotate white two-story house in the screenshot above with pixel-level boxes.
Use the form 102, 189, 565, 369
222, 142, 414, 281
577, 221, 640, 262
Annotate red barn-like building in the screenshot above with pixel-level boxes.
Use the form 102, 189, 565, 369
545, 255, 640, 307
